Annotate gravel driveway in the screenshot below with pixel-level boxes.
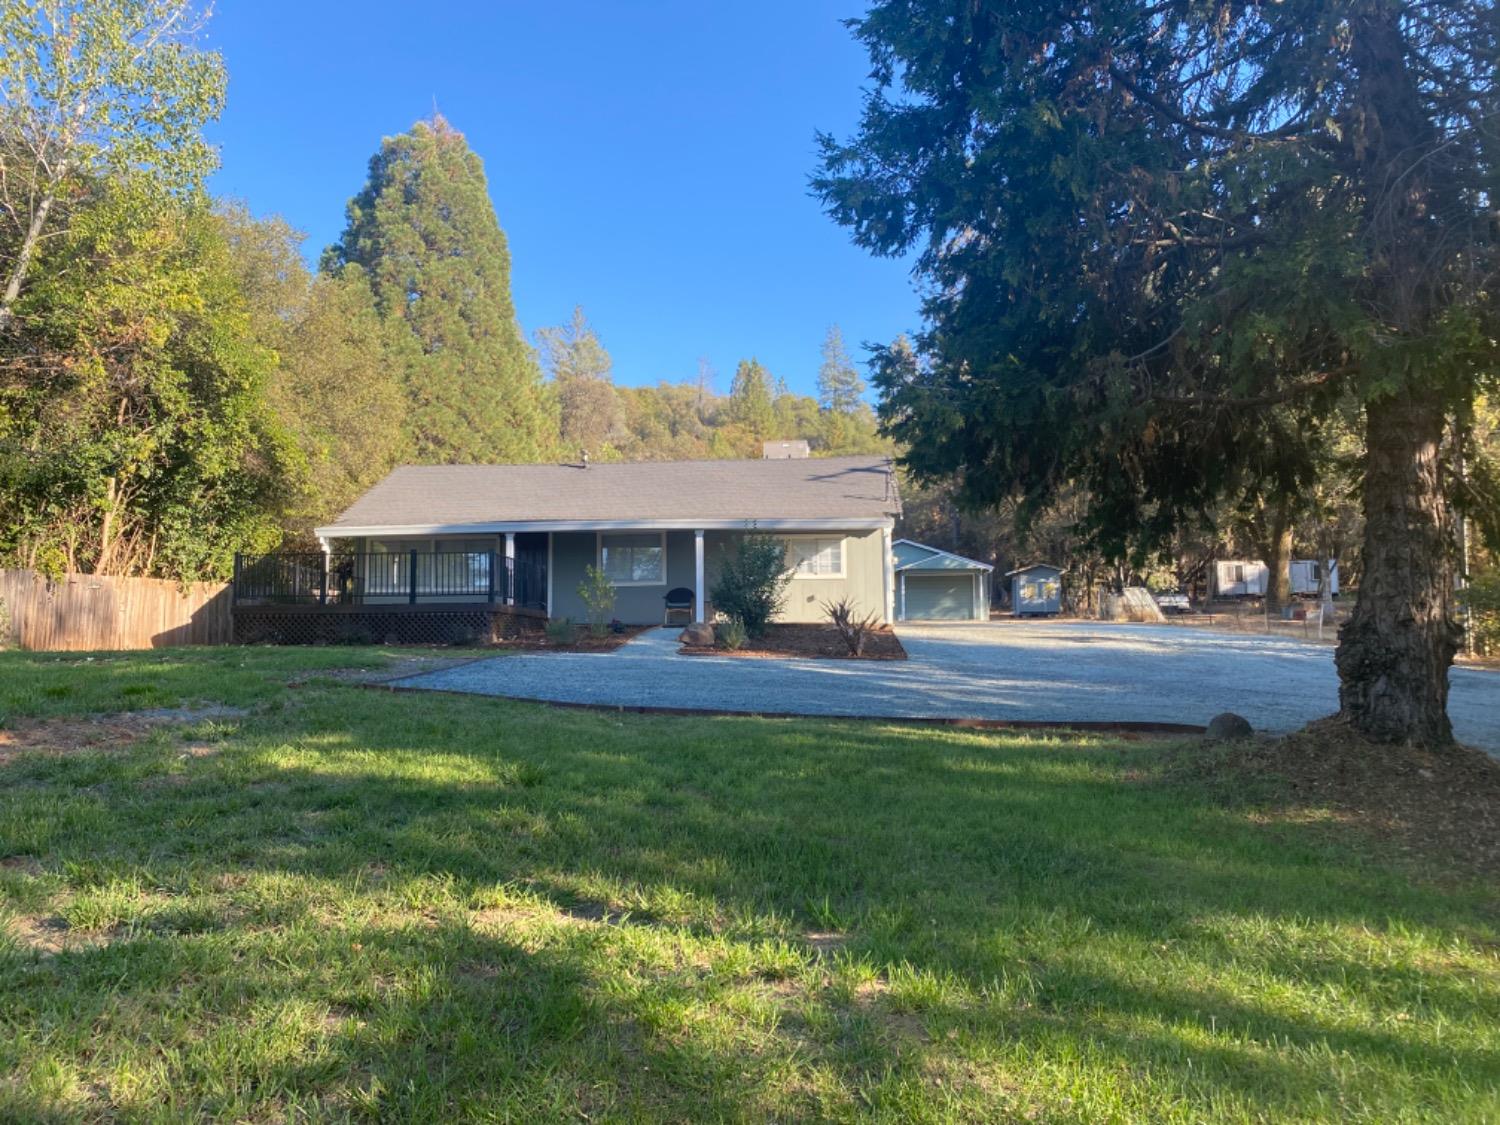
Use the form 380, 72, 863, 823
394, 621, 1500, 752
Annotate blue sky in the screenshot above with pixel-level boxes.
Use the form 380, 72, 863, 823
204, 1, 919, 399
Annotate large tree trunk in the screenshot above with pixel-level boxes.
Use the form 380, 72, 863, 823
1334, 391, 1459, 746
1258, 497, 1294, 614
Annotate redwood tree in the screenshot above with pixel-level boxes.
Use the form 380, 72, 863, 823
326, 117, 554, 464
816, 0, 1498, 746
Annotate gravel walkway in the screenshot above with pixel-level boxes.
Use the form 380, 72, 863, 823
393, 621, 1500, 752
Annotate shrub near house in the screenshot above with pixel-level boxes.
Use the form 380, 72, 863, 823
710, 533, 791, 637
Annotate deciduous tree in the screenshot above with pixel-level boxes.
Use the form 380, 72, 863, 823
0, 0, 225, 333
0, 188, 298, 579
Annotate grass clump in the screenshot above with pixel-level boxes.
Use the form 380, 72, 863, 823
715, 618, 748, 651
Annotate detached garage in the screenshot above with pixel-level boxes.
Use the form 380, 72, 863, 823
893, 539, 993, 621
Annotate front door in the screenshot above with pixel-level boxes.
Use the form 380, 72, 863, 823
513, 532, 549, 611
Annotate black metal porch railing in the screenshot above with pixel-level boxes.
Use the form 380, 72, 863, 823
232, 551, 547, 611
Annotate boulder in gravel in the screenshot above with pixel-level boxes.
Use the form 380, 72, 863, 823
678, 622, 714, 646
1205, 712, 1254, 741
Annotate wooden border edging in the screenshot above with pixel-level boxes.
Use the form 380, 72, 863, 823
361, 681, 1207, 736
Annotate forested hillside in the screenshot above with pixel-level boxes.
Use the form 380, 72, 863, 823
0, 4, 883, 582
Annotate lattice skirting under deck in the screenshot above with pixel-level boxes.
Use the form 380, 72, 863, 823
232, 604, 544, 646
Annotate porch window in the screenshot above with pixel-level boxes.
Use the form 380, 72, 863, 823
369, 537, 493, 595
430, 538, 492, 592
786, 537, 844, 578
600, 532, 665, 585
367, 538, 412, 596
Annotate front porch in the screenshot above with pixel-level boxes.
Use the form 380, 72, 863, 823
235, 523, 894, 641
230, 548, 547, 645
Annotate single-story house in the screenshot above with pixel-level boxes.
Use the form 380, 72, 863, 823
310, 455, 901, 626
1007, 563, 1064, 616
892, 539, 993, 621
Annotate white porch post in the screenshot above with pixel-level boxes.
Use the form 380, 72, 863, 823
882, 526, 895, 624
694, 530, 706, 622
504, 532, 515, 605
899, 572, 906, 622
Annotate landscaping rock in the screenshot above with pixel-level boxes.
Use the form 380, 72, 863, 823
678, 623, 714, 646
1205, 712, 1254, 741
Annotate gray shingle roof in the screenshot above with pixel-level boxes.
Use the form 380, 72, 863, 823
316, 456, 900, 534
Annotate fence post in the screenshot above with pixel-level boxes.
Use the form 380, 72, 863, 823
487, 551, 496, 604
232, 554, 242, 606
319, 554, 328, 606
409, 549, 418, 605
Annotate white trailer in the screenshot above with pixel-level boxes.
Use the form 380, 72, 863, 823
1212, 559, 1268, 598
1213, 559, 1339, 598
1289, 559, 1339, 598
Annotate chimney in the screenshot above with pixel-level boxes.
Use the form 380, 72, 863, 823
762, 439, 810, 460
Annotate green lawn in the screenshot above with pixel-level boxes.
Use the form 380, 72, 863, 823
0, 648, 1495, 1122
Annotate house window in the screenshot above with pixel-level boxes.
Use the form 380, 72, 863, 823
600, 532, 665, 585
785, 537, 844, 578
1229, 564, 1245, 583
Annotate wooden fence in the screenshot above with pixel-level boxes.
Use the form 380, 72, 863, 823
0, 568, 233, 650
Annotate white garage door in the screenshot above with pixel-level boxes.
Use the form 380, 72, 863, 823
903, 574, 977, 620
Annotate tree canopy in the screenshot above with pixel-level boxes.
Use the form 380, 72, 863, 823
537, 306, 624, 456
816, 0, 1499, 746
0, 187, 297, 578
0, 0, 225, 333
326, 117, 554, 464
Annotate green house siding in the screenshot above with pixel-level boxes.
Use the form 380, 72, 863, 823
552, 527, 889, 625
549, 530, 700, 624
765, 528, 888, 624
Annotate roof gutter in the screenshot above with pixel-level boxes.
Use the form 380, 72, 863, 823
314, 516, 897, 539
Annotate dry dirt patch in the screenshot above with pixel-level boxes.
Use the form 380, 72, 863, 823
0, 705, 245, 763
1168, 716, 1500, 879
4, 914, 116, 956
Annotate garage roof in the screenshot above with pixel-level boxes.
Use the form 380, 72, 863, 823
893, 539, 993, 572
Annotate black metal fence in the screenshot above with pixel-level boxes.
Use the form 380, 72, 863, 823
233, 551, 547, 611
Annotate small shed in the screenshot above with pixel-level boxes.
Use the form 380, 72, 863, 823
893, 539, 993, 621
1006, 563, 1064, 617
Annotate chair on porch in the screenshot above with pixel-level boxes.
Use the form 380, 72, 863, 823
663, 587, 695, 626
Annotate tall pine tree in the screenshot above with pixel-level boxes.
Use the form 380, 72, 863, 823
727, 359, 775, 438
536, 306, 624, 456
816, 325, 865, 415
325, 117, 554, 463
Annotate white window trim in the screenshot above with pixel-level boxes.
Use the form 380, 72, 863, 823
783, 535, 846, 580
597, 530, 668, 587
